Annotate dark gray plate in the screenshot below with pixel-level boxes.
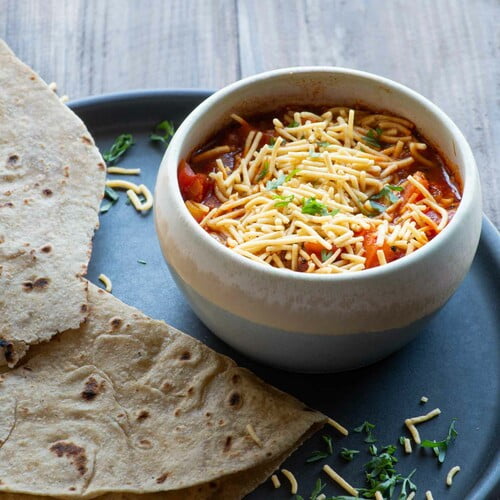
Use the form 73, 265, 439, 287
70, 90, 499, 500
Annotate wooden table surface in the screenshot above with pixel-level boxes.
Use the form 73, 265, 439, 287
1, 0, 498, 226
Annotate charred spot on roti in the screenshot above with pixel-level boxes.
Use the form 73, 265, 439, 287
187, 386, 194, 396
205, 412, 212, 417
227, 391, 243, 409
266, 451, 273, 457
137, 439, 153, 449
161, 381, 173, 393
63, 165, 70, 177
231, 374, 241, 384
0, 202, 14, 208
97, 162, 105, 171
7, 154, 19, 164
136, 410, 149, 421
224, 436, 232, 452
156, 472, 170, 484
209, 481, 218, 490
40, 244, 52, 253
0, 339, 14, 364
42, 188, 53, 197
303, 406, 316, 412
81, 376, 104, 401
81, 136, 92, 145
179, 350, 191, 361
109, 317, 123, 331
22, 366, 32, 371
218, 419, 225, 426
33, 277, 50, 290
49, 441, 88, 476
22, 281, 34, 292
174, 408, 181, 417
80, 304, 88, 313
69, 487, 76, 491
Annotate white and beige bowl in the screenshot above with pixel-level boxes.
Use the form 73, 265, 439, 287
154, 67, 482, 372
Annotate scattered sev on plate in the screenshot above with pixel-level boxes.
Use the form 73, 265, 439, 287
322, 464, 358, 497
281, 469, 298, 494
105, 179, 154, 212
446, 465, 461, 486
405, 407, 441, 444
98, 273, 112, 293
179, 107, 461, 273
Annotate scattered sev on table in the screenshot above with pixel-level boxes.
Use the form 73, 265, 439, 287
322, 464, 358, 497
98, 273, 112, 292
281, 469, 298, 494
405, 407, 441, 444
105, 179, 154, 212
446, 465, 461, 486
180, 107, 461, 274
326, 417, 349, 436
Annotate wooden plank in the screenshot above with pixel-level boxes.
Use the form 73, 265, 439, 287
238, 0, 499, 226
0, 0, 239, 97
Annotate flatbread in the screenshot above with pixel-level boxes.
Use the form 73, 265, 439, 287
0, 40, 106, 366
0, 283, 325, 499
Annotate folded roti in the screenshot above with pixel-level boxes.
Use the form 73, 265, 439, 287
0, 283, 325, 499
0, 40, 106, 366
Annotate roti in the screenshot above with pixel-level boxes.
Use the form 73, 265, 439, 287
0, 40, 106, 366
0, 283, 325, 498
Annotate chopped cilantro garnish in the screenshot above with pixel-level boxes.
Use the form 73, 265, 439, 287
103, 134, 134, 165
265, 173, 286, 190
150, 120, 175, 145
273, 194, 295, 208
104, 186, 119, 202
368, 200, 387, 214
286, 168, 301, 181
288, 120, 300, 128
362, 129, 381, 149
318, 141, 331, 148
256, 161, 269, 181
306, 450, 330, 463
306, 435, 334, 463
368, 444, 378, 456
370, 184, 403, 204
340, 448, 359, 461
354, 421, 377, 443
321, 249, 333, 262
302, 197, 329, 216
421, 419, 458, 463
399, 469, 417, 499
375, 127, 383, 136
268, 137, 276, 146
99, 199, 114, 214
309, 152, 321, 158
100, 186, 119, 213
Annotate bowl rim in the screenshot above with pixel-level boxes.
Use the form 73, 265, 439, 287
157, 66, 480, 283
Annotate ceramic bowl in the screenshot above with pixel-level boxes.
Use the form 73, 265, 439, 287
154, 67, 482, 372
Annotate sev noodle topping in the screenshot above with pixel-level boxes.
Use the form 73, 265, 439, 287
179, 107, 461, 273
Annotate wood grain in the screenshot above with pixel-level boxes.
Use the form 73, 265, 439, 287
0, 0, 498, 225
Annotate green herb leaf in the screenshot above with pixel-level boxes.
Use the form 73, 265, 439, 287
302, 197, 330, 216
322, 435, 334, 455
310, 478, 326, 500
375, 127, 383, 136
399, 436, 406, 445
370, 184, 403, 204
268, 137, 276, 146
362, 129, 381, 149
398, 469, 417, 499
150, 120, 175, 144
265, 173, 287, 190
103, 134, 134, 165
104, 186, 119, 202
369, 200, 387, 214
340, 448, 360, 461
285, 168, 301, 181
368, 444, 378, 456
273, 194, 295, 208
306, 450, 329, 463
287, 120, 300, 128
256, 161, 269, 181
354, 421, 377, 443
137, 259, 147, 265
99, 199, 114, 214
321, 249, 333, 262
421, 419, 458, 463
318, 141, 331, 148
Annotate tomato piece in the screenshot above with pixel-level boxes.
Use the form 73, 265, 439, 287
363, 231, 379, 269
399, 171, 429, 213
304, 241, 326, 256
178, 159, 210, 202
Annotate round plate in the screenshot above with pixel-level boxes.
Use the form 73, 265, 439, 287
70, 90, 500, 500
